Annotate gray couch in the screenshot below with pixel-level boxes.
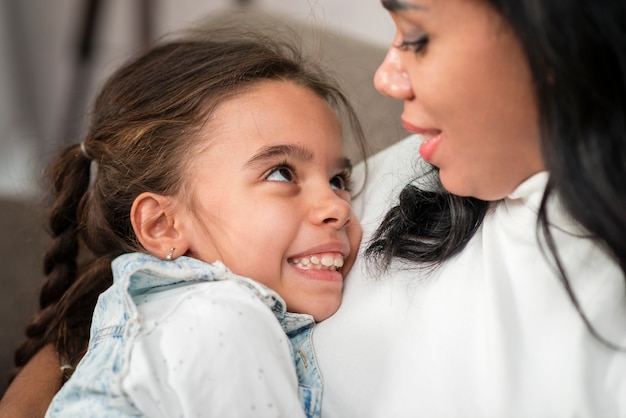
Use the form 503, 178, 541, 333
0, 12, 403, 396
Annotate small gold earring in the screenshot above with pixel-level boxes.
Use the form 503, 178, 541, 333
166, 247, 175, 261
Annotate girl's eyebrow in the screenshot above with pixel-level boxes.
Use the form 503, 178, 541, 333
381, 0, 428, 12
244, 144, 353, 172
245, 144, 313, 168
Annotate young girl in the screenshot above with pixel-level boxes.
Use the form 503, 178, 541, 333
18, 27, 363, 417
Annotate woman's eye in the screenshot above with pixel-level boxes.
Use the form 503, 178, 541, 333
266, 166, 295, 183
395, 34, 429, 54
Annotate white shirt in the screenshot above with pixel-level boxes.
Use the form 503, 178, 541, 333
123, 279, 305, 418
314, 135, 626, 418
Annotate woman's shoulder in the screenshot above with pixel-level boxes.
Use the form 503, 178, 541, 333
355, 135, 423, 182
352, 134, 431, 222
368, 134, 422, 165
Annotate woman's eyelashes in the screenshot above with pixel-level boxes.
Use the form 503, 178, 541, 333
395, 34, 429, 54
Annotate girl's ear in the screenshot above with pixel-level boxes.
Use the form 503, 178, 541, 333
131, 192, 189, 260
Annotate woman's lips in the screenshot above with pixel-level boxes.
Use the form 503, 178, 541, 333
419, 132, 442, 162
401, 119, 442, 163
402, 120, 435, 135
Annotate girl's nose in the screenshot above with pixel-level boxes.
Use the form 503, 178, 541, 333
374, 46, 413, 100
310, 192, 352, 230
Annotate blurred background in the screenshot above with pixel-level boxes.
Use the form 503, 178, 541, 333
0, 0, 396, 199
0, 0, 403, 396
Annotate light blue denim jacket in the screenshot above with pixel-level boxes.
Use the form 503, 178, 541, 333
46, 253, 322, 418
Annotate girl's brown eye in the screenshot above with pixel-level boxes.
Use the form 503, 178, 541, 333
266, 166, 295, 183
330, 171, 352, 192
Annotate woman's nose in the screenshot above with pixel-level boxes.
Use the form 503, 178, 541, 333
374, 46, 413, 99
310, 192, 352, 229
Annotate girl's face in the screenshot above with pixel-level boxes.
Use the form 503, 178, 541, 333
179, 81, 362, 322
375, 0, 545, 200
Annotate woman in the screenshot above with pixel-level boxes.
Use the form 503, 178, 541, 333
314, 0, 626, 416
2, 0, 626, 416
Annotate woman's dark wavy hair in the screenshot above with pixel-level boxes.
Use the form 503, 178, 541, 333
12, 22, 365, 385
367, 0, 626, 347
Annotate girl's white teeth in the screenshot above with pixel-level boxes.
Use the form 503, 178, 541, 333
290, 253, 345, 271
321, 255, 334, 267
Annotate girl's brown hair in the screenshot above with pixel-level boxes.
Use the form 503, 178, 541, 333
13, 22, 365, 384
